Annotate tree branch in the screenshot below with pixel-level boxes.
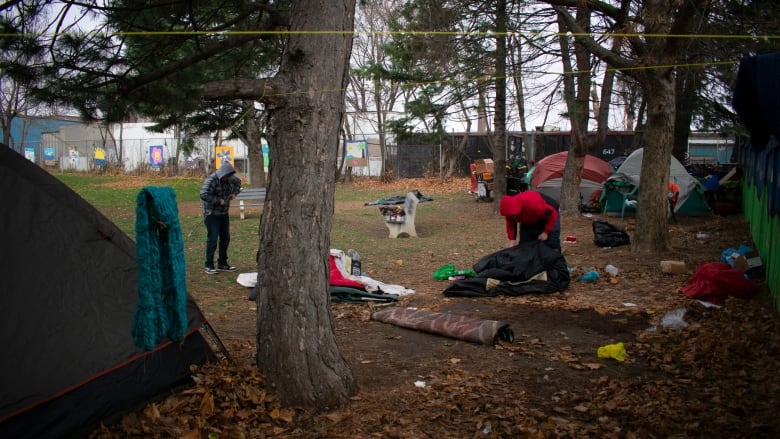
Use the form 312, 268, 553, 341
202, 78, 282, 105
551, 5, 637, 72
117, 34, 267, 96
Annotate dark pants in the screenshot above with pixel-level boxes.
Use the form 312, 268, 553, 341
519, 193, 561, 251
204, 214, 231, 268
519, 217, 561, 251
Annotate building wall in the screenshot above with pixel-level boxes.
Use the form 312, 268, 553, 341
29, 118, 249, 172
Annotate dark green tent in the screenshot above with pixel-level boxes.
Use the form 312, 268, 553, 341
0, 145, 217, 438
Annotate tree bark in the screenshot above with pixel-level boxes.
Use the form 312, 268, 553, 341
242, 106, 266, 188
543, 0, 706, 252
633, 74, 674, 252
556, 9, 588, 216
255, 0, 357, 409
491, 0, 508, 213
673, 66, 704, 164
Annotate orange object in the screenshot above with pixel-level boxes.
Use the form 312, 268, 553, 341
668, 182, 680, 209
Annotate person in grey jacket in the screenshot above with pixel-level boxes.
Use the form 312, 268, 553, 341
200, 162, 240, 274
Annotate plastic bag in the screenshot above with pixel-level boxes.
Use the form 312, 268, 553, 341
720, 244, 753, 268
592, 219, 630, 247
661, 308, 688, 330
578, 270, 600, 282
433, 264, 456, 280
597, 342, 626, 362
433, 264, 476, 280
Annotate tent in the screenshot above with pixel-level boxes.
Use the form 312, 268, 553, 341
0, 146, 218, 438
528, 151, 613, 203
601, 148, 712, 216
609, 155, 627, 171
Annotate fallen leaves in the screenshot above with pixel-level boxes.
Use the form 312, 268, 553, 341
87, 181, 780, 439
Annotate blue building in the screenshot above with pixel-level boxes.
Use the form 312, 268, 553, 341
1, 116, 81, 161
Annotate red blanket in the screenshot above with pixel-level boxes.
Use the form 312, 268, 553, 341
329, 255, 365, 289
680, 262, 756, 303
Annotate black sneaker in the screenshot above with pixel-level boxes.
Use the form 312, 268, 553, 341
205, 267, 219, 275
217, 264, 237, 272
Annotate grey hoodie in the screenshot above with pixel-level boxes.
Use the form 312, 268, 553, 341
200, 162, 238, 216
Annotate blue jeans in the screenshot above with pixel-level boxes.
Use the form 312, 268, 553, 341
204, 214, 231, 268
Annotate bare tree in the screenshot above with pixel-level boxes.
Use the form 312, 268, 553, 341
541, 0, 710, 252
347, 0, 405, 181
555, 6, 614, 216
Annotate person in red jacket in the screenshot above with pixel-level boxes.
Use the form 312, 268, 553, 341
500, 190, 561, 251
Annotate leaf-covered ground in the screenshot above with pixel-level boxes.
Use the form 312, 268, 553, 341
90, 178, 780, 438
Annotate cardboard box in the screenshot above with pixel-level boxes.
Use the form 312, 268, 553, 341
735, 251, 763, 274
660, 260, 687, 274
474, 159, 494, 174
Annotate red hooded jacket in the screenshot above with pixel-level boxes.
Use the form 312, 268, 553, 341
500, 191, 559, 240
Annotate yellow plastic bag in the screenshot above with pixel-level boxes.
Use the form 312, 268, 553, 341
597, 342, 626, 362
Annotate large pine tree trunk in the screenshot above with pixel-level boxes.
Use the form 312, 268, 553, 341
633, 74, 674, 252
256, 0, 357, 409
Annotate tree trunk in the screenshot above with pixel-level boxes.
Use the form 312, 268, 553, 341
560, 151, 585, 214
673, 66, 704, 164
256, 0, 357, 409
633, 74, 674, 252
556, 7, 590, 216
491, 0, 507, 214
508, 34, 527, 133
373, 80, 388, 181
243, 109, 266, 188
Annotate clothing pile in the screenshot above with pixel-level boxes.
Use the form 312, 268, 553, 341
239, 249, 415, 303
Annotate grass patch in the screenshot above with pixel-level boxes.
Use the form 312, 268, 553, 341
59, 174, 495, 319
55, 173, 203, 209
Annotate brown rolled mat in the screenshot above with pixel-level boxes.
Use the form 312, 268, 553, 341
370, 307, 514, 345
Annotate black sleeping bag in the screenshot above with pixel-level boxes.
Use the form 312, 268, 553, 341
443, 240, 570, 297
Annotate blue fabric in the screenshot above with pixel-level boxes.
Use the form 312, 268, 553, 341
733, 52, 780, 149
720, 244, 754, 268
702, 175, 720, 191
132, 187, 188, 351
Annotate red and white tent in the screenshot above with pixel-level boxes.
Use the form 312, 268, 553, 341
529, 151, 613, 202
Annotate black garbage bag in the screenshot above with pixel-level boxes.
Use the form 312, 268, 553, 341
592, 219, 630, 247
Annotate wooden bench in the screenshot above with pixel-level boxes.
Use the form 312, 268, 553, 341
233, 188, 266, 219
378, 191, 419, 238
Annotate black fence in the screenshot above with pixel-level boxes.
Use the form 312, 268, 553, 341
388, 132, 641, 178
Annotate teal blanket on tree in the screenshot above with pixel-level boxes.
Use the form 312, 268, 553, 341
132, 187, 188, 350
